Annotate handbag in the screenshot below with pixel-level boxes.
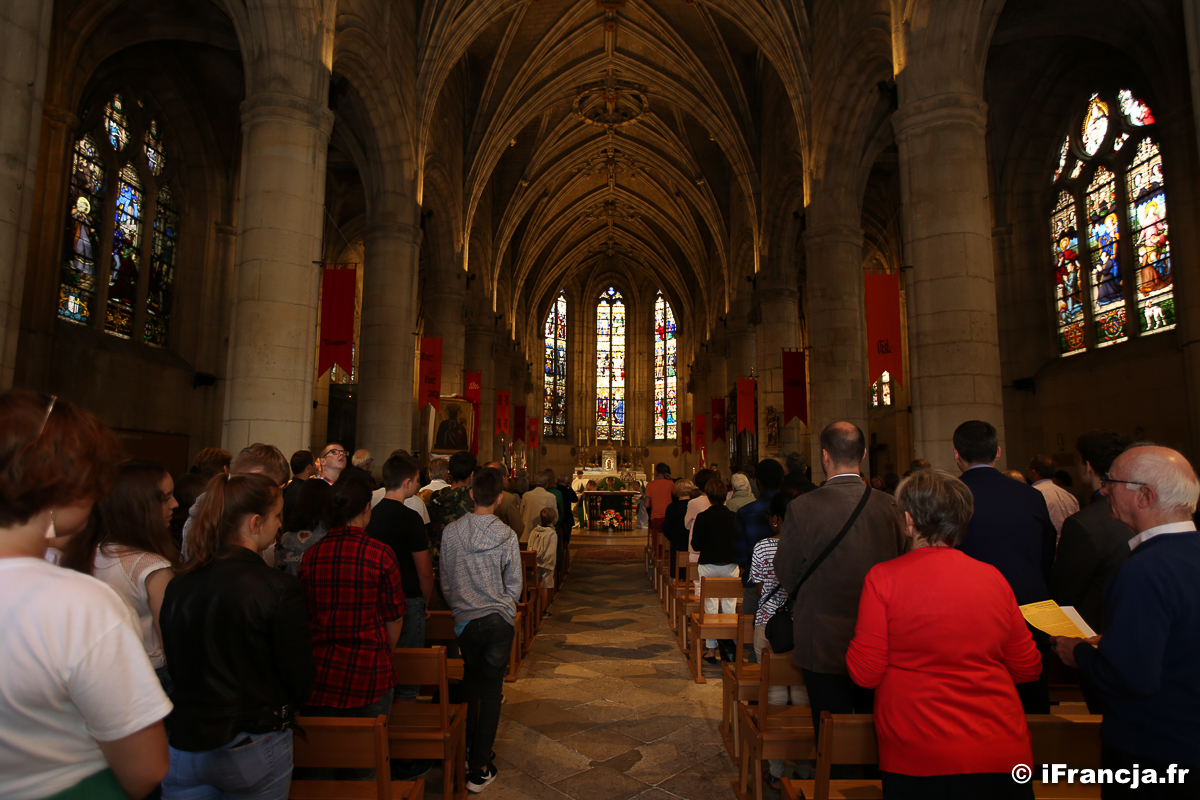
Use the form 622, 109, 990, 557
764, 482, 873, 653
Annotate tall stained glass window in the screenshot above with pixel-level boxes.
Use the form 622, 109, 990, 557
58, 92, 180, 346
870, 371, 892, 408
595, 286, 626, 441
1048, 89, 1173, 355
543, 292, 567, 438
653, 292, 677, 439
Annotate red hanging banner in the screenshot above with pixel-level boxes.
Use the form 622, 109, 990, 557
681, 421, 692, 453
694, 413, 707, 453
495, 392, 510, 436
528, 417, 539, 450
782, 350, 808, 426
465, 372, 481, 455
864, 270, 904, 386
418, 337, 443, 412
513, 406, 526, 441
711, 398, 726, 442
737, 378, 756, 434
318, 266, 357, 377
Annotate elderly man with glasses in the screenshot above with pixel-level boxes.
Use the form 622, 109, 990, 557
1052, 445, 1200, 798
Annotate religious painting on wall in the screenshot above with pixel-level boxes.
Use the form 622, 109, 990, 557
431, 399, 474, 454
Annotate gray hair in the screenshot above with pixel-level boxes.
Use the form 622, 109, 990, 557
533, 469, 553, 488
894, 469, 974, 547
1121, 445, 1200, 515
731, 473, 752, 493
673, 479, 696, 499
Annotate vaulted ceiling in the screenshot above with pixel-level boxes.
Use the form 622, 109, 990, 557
414, 0, 813, 337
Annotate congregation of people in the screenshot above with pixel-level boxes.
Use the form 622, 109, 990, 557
3, 383, 1199, 800
0, 389, 572, 800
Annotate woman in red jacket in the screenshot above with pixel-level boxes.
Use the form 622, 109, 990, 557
846, 469, 1040, 800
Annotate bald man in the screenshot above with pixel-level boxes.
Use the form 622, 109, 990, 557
1052, 445, 1200, 796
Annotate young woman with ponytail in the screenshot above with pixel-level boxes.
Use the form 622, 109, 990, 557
159, 472, 314, 800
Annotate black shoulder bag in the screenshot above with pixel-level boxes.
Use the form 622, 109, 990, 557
764, 483, 872, 653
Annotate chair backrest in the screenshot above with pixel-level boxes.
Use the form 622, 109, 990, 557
733, 614, 756, 679
685, 561, 699, 583
292, 715, 393, 799
813, 712, 878, 797
425, 610, 457, 644
758, 647, 807, 707
700, 576, 743, 602
521, 550, 538, 571
393, 646, 450, 729
1028, 714, 1103, 769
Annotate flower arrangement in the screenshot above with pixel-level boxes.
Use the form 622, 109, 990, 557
600, 509, 623, 528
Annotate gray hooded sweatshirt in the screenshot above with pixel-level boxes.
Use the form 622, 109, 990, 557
439, 512, 522, 628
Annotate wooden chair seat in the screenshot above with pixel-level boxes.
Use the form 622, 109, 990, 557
689, 612, 741, 683
388, 647, 467, 800
290, 715, 423, 800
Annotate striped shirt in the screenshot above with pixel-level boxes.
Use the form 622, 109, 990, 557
750, 536, 784, 627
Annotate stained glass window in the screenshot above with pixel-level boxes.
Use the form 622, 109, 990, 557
595, 286, 626, 442
1053, 137, 1069, 183
543, 291, 567, 438
1127, 139, 1174, 334
870, 371, 892, 408
1049, 89, 1171, 355
59, 136, 106, 324
146, 184, 177, 346
106, 165, 143, 339
1052, 191, 1085, 355
58, 92, 178, 345
653, 292, 677, 440
105, 94, 129, 150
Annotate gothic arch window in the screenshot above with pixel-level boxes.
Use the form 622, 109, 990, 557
1050, 89, 1172, 356
543, 291, 567, 438
870, 371, 892, 408
595, 286, 626, 442
653, 292, 677, 439
59, 92, 180, 346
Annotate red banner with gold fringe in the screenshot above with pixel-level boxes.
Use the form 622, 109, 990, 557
318, 266, 356, 377
711, 398, 726, 442
495, 392, 510, 436
528, 417, 539, 450
865, 270, 904, 386
514, 407, 526, 442
737, 378, 756, 434
681, 421, 692, 453
782, 349, 808, 426
418, 337, 443, 412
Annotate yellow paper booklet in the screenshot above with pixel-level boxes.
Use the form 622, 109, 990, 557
1018, 600, 1098, 639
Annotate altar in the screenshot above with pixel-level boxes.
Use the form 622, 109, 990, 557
581, 491, 639, 532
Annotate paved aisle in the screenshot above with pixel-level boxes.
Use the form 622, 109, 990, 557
483, 557, 737, 800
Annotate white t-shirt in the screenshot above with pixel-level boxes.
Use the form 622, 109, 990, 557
0, 558, 172, 800
92, 545, 173, 668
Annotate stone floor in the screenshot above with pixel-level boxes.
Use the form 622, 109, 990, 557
451, 554, 738, 800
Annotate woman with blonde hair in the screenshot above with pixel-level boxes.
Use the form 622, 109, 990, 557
160, 473, 313, 800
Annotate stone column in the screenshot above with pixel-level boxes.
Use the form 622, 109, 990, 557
803, 223, 868, 461
464, 323, 495, 463
727, 300, 757, 380
357, 218, 422, 458
707, 339, 729, 462
893, 93, 1004, 469
223, 92, 334, 451
423, 278, 466, 397
756, 279, 802, 458
0, 0, 53, 388
690, 352, 711, 464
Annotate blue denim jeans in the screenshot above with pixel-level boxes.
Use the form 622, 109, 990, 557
458, 613, 514, 772
396, 597, 427, 699
162, 729, 293, 800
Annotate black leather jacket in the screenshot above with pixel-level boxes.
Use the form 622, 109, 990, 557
161, 547, 314, 751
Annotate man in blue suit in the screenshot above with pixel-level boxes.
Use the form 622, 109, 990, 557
953, 419, 1056, 713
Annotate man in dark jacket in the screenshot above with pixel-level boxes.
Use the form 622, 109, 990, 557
954, 419, 1056, 713
775, 422, 905, 736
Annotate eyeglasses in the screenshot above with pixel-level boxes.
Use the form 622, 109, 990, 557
323, 449, 349, 458
1100, 474, 1150, 489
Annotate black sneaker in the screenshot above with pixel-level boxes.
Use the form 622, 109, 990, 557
466, 764, 498, 793
391, 758, 432, 780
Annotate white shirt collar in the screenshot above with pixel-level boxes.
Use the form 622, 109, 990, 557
1129, 521, 1197, 550
1033, 478, 1052, 486
829, 473, 861, 481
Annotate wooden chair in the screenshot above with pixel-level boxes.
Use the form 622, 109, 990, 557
1028, 714, 1103, 799
388, 647, 468, 800
665, 552, 690, 622
673, 561, 701, 646
520, 550, 544, 633
783, 712, 881, 800
688, 576, 744, 683
736, 648, 815, 800
423, 611, 464, 682
506, 607, 524, 681
720, 614, 760, 759
290, 715, 424, 800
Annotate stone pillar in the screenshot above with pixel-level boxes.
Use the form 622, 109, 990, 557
756, 279, 802, 458
464, 323, 495, 463
224, 92, 334, 451
691, 352, 711, 464
357, 218, 422, 458
727, 301, 757, 380
803, 223, 868, 463
708, 340, 729, 463
0, 0, 52, 388
893, 93, 1004, 469
423, 279, 466, 397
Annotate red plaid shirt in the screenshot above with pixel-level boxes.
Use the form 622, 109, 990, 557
299, 526, 405, 708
